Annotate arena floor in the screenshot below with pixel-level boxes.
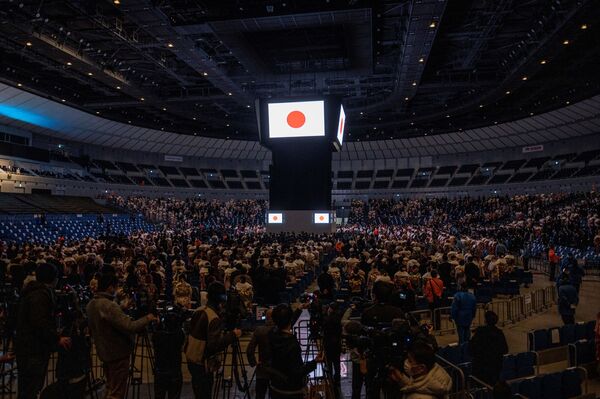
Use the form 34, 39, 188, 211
114, 272, 599, 399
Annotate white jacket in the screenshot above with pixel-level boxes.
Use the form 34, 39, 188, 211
399, 363, 453, 399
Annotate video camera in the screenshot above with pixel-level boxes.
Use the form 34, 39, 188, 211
54, 283, 92, 329
344, 317, 436, 372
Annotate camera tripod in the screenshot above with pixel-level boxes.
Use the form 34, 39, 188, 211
303, 332, 337, 399
212, 336, 251, 399
125, 331, 155, 399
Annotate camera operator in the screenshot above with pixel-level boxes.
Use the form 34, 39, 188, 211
15, 263, 72, 399
360, 281, 405, 399
388, 341, 452, 399
246, 309, 274, 399
86, 273, 158, 399
152, 311, 186, 399
361, 281, 405, 327
269, 303, 323, 399
322, 302, 343, 399
185, 282, 241, 399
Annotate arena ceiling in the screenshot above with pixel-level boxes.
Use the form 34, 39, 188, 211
0, 0, 598, 141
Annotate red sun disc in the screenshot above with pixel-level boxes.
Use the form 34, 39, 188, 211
287, 111, 306, 128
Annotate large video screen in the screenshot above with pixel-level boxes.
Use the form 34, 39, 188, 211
268, 100, 325, 138
314, 212, 330, 224
267, 212, 283, 224
337, 104, 346, 145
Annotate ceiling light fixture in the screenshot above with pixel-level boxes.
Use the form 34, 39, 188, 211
61, 99, 66, 102
113, 0, 120, 4
116, 86, 121, 89
162, 107, 167, 111
522, 76, 528, 81
167, 43, 174, 48
540, 60, 547, 65
505, 90, 511, 95
405, 97, 409, 101
228, 92, 232, 96
66, 62, 72, 66
26, 42, 32, 47
140, 97, 145, 101
580, 24, 587, 30
563, 39, 570, 45
412, 81, 417, 86
419, 57, 424, 63
17, 83, 22, 87
88, 72, 93, 76
429, 22, 436, 28
203, 72, 208, 76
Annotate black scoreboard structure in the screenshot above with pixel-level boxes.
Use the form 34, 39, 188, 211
257, 97, 346, 233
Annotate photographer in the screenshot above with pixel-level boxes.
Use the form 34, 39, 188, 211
86, 273, 157, 399
359, 281, 405, 399
361, 281, 405, 327
246, 309, 274, 399
269, 303, 323, 399
185, 282, 241, 399
322, 302, 343, 399
16, 263, 72, 399
389, 341, 452, 399
152, 311, 186, 399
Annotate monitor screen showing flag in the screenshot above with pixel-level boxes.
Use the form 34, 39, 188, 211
337, 105, 345, 145
314, 212, 330, 224
268, 100, 325, 138
267, 212, 283, 224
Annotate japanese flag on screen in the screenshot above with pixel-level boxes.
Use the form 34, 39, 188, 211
314, 213, 330, 224
268, 213, 283, 224
337, 105, 345, 145
268, 100, 325, 138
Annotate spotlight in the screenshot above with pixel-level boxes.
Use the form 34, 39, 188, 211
429, 22, 436, 28
167, 43, 174, 48
66, 62, 72, 66
113, 0, 120, 4
580, 24, 587, 30
88, 72, 93, 76
26, 42, 32, 46
562, 39, 569, 45
540, 60, 547, 64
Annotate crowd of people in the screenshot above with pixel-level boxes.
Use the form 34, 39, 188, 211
0, 191, 598, 399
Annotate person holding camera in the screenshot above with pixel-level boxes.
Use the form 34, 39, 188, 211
246, 309, 274, 399
361, 280, 405, 327
86, 273, 158, 399
185, 282, 241, 399
152, 311, 186, 399
389, 341, 452, 399
15, 263, 72, 399
269, 303, 323, 399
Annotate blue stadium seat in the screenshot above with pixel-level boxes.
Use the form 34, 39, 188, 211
560, 324, 576, 345
541, 373, 562, 399
529, 329, 549, 351
574, 322, 587, 341
516, 351, 536, 378
518, 377, 541, 399
561, 368, 582, 398
500, 355, 517, 381
585, 320, 596, 340
569, 339, 596, 366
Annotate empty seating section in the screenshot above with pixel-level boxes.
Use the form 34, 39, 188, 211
2, 147, 599, 192
528, 321, 596, 351
438, 343, 537, 381
0, 194, 112, 214
0, 215, 156, 244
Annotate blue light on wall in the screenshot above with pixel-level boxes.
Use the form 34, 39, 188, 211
0, 104, 58, 129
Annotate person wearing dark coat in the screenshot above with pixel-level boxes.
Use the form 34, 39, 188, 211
16, 264, 72, 399
558, 274, 579, 325
469, 311, 508, 386
268, 304, 322, 399
464, 256, 481, 290
317, 265, 335, 300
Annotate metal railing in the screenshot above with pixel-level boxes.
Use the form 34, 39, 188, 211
414, 287, 556, 335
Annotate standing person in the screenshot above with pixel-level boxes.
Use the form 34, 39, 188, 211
246, 309, 275, 399
15, 263, 72, 399
322, 302, 343, 399
185, 282, 241, 399
423, 270, 444, 330
464, 256, 481, 290
269, 303, 322, 399
317, 265, 335, 301
595, 312, 600, 379
557, 274, 578, 325
152, 313, 186, 399
86, 273, 157, 399
450, 283, 477, 344
469, 311, 509, 386
548, 245, 559, 282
